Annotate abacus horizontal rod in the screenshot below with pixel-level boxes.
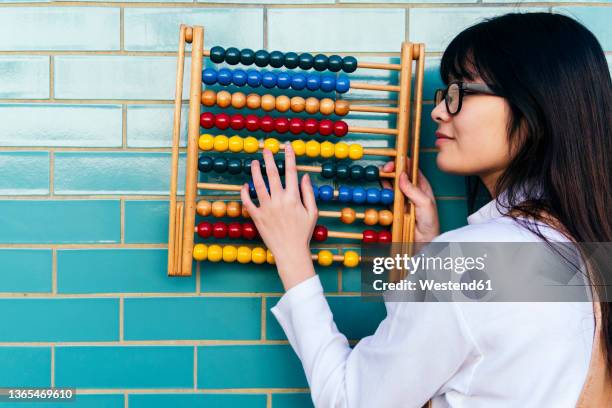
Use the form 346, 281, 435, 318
349, 105, 399, 114
327, 231, 363, 240
314, 254, 362, 263
356, 61, 401, 71
348, 126, 398, 136
352, 82, 401, 92
198, 182, 242, 192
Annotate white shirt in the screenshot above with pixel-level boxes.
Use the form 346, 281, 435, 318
270, 197, 595, 408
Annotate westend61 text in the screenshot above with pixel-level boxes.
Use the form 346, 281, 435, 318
373, 279, 493, 292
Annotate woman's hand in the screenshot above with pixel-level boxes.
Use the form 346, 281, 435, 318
240, 143, 318, 291
381, 160, 440, 243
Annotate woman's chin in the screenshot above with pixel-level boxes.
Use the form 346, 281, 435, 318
436, 153, 472, 175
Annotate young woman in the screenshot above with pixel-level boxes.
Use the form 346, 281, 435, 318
240, 12, 611, 407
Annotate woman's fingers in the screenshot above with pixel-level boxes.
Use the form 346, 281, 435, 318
284, 143, 299, 196
382, 161, 395, 173
262, 149, 282, 197
398, 172, 433, 208
240, 183, 260, 219
300, 173, 318, 222
250, 159, 270, 203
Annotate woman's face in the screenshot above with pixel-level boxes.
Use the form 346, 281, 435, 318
431, 79, 513, 187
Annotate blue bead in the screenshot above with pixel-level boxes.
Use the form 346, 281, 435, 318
217, 68, 232, 86
320, 76, 336, 93
232, 69, 247, 86
261, 72, 277, 88
311, 184, 319, 200
336, 75, 350, 93
318, 185, 334, 202
202, 68, 217, 85
366, 188, 381, 204
248, 181, 257, 198
276, 73, 291, 89
338, 186, 352, 203
291, 74, 307, 90
381, 188, 394, 205
352, 187, 367, 204
246, 70, 261, 87
306, 74, 321, 91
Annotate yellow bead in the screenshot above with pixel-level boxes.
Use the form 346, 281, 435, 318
305, 140, 320, 158
275, 95, 291, 112
317, 250, 333, 266
216, 90, 232, 108
343, 251, 359, 268
348, 144, 364, 160
266, 249, 275, 265
213, 135, 229, 152
207, 244, 223, 262
196, 200, 212, 217
222, 245, 238, 263
237, 246, 252, 264
264, 138, 280, 154
198, 134, 215, 151
334, 142, 349, 159
228, 135, 244, 153
291, 140, 306, 156
192, 243, 208, 261
252, 247, 266, 264
243, 136, 259, 154
320, 141, 335, 158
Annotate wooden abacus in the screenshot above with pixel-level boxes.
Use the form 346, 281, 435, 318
167, 24, 425, 277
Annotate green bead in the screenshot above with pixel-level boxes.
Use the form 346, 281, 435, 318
225, 47, 241, 65
228, 159, 242, 175
321, 162, 336, 179
336, 163, 349, 179
284, 52, 299, 69
275, 160, 285, 176
313, 54, 329, 71
328, 55, 343, 72
209, 46, 225, 64
240, 48, 255, 65
269, 51, 285, 68
298, 53, 314, 70
254, 50, 270, 67
350, 165, 365, 180
364, 165, 379, 181
243, 159, 253, 175
213, 157, 228, 173
342, 56, 358, 73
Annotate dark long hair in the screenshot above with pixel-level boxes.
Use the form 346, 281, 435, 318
440, 12, 612, 370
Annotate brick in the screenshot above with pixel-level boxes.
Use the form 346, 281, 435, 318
125, 201, 169, 244
0, 347, 50, 387
0, 249, 52, 293
0, 152, 49, 195
127, 104, 188, 148
438, 198, 470, 233
129, 394, 266, 408
272, 393, 314, 408
0, 56, 49, 98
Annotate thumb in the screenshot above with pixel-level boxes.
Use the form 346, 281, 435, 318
398, 172, 432, 207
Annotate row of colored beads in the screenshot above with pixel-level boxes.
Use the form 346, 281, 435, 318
248, 182, 394, 205
201, 68, 350, 94
312, 225, 391, 243
196, 221, 258, 240
208, 46, 358, 73
201, 90, 350, 116
200, 113, 349, 137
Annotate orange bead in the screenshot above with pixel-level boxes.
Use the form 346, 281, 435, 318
196, 200, 212, 217
319, 98, 335, 115
211, 201, 227, 217
305, 97, 320, 114
231, 92, 246, 109
364, 209, 379, 226
246, 93, 261, 110
216, 91, 232, 108
261, 94, 276, 111
241, 205, 250, 218
340, 207, 356, 224
226, 201, 241, 218
275, 95, 290, 112
334, 100, 350, 116
201, 90, 216, 107
379, 210, 393, 226
290, 96, 306, 113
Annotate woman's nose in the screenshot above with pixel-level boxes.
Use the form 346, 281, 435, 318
431, 101, 451, 123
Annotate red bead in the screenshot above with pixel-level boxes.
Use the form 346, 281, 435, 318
196, 221, 213, 238
377, 230, 392, 243
200, 112, 215, 129
245, 114, 260, 132
333, 120, 349, 137
215, 113, 230, 130
304, 118, 319, 135
312, 225, 328, 242
274, 117, 290, 134
242, 222, 258, 240
228, 222, 242, 239
230, 114, 245, 130
319, 119, 333, 136
213, 221, 227, 239
289, 118, 304, 135
362, 230, 377, 243
260, 115, 275, 132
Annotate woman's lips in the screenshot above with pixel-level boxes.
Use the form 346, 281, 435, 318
435, 131, 454, 146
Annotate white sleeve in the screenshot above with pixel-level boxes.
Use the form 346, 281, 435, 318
270, 274, 479, 408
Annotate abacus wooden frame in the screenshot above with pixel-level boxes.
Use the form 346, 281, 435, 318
167, 24, 425, 277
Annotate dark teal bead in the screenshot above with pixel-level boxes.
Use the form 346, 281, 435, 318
350, 165, 365, 180
225, 47, 241, 65
364, 165, 379, 181
336, 163, 349, 179
198, 155, 213, 172
284, 52, 299, 69
342, 56, 358, 73
313, 54, 329, 71
328, 55, 343, 72
298, 53, 314, 70
254, 50, 270, 67
275, 160, 285, 176
321, 162, 336, 179
213, 157, 228, 173
240, 48, 255, 65
243, 159, 253, 175
209, 46, 225, 64
259, 160, 267, 175
228, 159, 243, 175
269, 51, 285, 68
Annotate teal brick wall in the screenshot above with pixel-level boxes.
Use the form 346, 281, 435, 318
0, 1, 609, 407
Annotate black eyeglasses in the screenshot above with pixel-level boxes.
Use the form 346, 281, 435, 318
434, 81, 498, 115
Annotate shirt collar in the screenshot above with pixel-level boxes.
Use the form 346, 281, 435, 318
467, 182, 536, 225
